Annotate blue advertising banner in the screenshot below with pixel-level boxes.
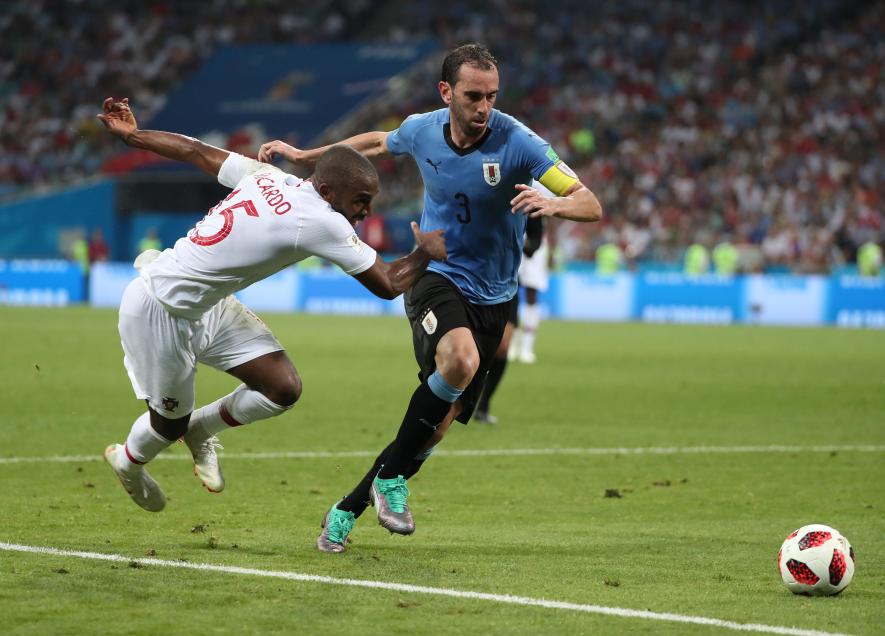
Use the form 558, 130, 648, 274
89, 262, 137, 308
634, 273, 743, 324
0, 260, 85, 306
236, 267, 299, 313
828, 276, 885, 329
744, 275, 828, 326
43, 262, 885, 331
149, 43, 436, 142
297, 269, 404, 315
558, 272, 632, 321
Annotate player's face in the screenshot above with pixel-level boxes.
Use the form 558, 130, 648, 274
326, 177, 379, 228
442, 64, 499, 142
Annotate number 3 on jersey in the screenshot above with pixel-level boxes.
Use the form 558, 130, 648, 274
189, 189, 259, 246
454, 192, 471, 224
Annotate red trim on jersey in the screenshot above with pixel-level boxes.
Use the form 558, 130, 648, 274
124, 444, 146, 465
219, 403, 243, 427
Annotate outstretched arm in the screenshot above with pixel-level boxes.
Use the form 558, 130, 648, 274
97, 97, 229, 178
258, 132, 390, 170
355, 222, 446, 300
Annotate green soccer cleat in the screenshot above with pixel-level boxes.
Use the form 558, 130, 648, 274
316, 504, 356, 553
370, 474, 415, 535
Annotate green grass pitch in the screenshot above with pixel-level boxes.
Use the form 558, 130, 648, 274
1, 305, 883, 635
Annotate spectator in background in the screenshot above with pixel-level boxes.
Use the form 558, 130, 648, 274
88, 228, 109, 264
137, 228, 162, 255
71, 229, 90, 274
712, 234, 739, 276
683, 239, 710, 276
359, 215, 389, 252
858, 241, 883, 277
595, 241, 624, 275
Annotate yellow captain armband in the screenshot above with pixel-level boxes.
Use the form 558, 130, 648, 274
538, 162, 579, 196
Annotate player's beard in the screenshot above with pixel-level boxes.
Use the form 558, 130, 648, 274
453, 103, 487, 142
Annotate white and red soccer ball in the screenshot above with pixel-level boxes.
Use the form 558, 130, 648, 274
778, 524, 855, 596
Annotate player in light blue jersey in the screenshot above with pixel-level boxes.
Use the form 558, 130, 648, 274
259, 44, 602, 552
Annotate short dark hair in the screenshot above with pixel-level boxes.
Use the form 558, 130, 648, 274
314, 144, 378, 190
441, 44, 497, 86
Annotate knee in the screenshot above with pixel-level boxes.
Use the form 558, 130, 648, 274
265, 371, 302, 407
439, 349, 480, 385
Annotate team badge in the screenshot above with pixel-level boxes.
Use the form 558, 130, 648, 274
482, 161, 501, 186
346, 234, 364, 253
421, 309, 438, 335
162, 397, 179, 412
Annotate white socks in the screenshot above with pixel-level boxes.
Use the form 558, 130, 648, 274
186, 384, 291, 441
121, 385, 292, 468
123, 412, 173, 467
521, 304, 541, 355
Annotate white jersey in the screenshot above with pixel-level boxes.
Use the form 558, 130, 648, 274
518, 180, 551, 292
141, 153, 377, 319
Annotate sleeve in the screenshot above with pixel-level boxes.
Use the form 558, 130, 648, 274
385, 113, 426, 156
302, 215, 378, 275
217, 153, 269, 188
513, 124, 579, 197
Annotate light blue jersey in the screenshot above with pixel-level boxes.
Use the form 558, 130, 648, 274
387, 108, 557, 304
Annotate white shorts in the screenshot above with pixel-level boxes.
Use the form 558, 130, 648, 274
518, 241, 549, 292
118, 278, 283, 418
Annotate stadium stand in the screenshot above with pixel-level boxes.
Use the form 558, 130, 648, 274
1, 0, 881, 272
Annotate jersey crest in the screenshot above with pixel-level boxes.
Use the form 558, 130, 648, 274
482, 160, 501, 186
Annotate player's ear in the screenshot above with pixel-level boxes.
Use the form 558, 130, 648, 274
316, 182, 334, 203
439, 81, 452, 105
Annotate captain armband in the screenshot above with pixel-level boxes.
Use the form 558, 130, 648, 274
538, 162, 579, 197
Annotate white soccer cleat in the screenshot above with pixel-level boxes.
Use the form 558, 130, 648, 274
104, 444, 166, 512
507, 331, 521, 361
518, 350, 537, 364
184, 434, 225, 493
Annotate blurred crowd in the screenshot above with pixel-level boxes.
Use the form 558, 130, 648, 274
351, 0, 885, 273
0, 0, 371, 197
2, 0, 882, 273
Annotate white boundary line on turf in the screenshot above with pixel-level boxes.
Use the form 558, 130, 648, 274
0, 542, 852, 636
0, 444, 883, 465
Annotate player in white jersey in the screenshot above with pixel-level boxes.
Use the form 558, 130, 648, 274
97, 97, 446, 513
511, 180, 553, 364
475, 181, 552, 423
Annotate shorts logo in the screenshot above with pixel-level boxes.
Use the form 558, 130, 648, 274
421, 309, 438, 335
483, 161, 500, 186
162, 397, 179, 412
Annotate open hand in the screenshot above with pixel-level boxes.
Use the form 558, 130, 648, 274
411, 221, 447, 261
97, 97, 137, 140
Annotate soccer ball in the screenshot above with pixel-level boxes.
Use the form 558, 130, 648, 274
778, 524, 855, 596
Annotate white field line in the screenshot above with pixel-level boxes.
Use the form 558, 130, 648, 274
0, 444, 883, 465
0, 542, 852, 636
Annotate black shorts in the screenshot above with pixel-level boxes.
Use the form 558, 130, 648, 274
404, 272, 512, 424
